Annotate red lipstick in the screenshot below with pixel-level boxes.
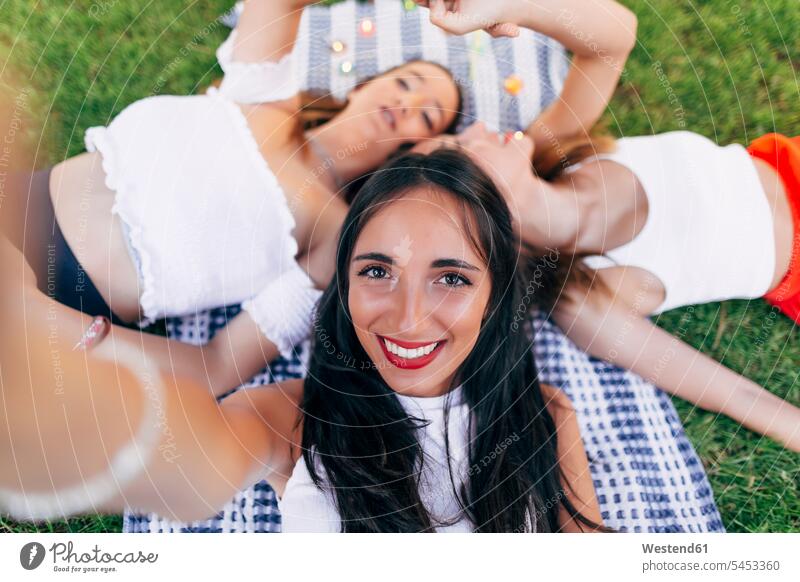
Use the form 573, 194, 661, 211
377, 335, 446, 370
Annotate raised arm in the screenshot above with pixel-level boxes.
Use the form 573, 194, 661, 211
231, 0, 314, 62
215, 1, 316, 112
553, 280, 800, 453
517, 0, 637, 151
417, 0, 637, 149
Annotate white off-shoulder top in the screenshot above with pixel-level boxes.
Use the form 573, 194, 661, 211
83, 30, 317, 357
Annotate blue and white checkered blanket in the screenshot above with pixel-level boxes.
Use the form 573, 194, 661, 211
123, 308, 724, 533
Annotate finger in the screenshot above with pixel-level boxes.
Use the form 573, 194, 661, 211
488, 22, 520, 38
428, 0, 472, 35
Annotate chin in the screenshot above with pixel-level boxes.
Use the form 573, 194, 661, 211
371, 353, 459, 398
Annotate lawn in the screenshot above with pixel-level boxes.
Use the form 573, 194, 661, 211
0, 0, 797, 533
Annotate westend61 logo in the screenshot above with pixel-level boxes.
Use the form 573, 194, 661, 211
19, 541, 158, 574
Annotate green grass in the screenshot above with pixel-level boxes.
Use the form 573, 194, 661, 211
615, 0, 800, 532
1, 0, 798, 532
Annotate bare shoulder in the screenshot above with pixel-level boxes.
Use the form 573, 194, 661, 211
221, 378, 305, 492
240, 102, 300, 146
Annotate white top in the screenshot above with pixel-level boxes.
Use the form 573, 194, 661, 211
570, 131, 775, 314
82, 30, 319, 356
278, 386, 476, 533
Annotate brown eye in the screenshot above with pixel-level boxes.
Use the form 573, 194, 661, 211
437, 272, 471, 287
396, 78, 410, 91
358, 265, 389, 279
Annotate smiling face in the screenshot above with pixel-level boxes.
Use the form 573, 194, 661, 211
348, 187, 492, 398
336, 62, 461, 165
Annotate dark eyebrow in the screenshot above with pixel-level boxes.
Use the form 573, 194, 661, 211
408, 68, 445, 126
431, 258, 481, 271
353, 252, 394, 265
353, 253, 480, 272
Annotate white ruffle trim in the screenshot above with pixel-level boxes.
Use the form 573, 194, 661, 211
215, 28, 298, 104
85, 90, 301, 326
85, 126, 159, 325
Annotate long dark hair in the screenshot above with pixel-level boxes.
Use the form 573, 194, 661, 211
301, 149, 599, 532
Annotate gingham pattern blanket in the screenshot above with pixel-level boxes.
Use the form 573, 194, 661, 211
123, 308, 724, 533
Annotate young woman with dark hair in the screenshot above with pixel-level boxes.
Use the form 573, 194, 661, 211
1, 149, 601, 531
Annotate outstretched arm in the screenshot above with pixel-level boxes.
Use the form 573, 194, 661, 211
554, 282, 800, 452
97, 310, 281, 398
216, 1, 316, 112
0, 241, 302, 522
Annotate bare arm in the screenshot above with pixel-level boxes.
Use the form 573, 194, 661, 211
542, 385, 604, 532
232, 0, 314, 63
0, 246, 301, 521
109, 311, 281, 398
554, 282, 800, 453
222, 0, 316, 116
518, 0, 637, 151
416, 0, 636, 148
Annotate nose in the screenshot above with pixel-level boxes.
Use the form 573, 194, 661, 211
394, 277, 430, 335
397, 91, 426, 118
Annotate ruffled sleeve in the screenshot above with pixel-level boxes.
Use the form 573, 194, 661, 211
214, 28, 299, 104
242, 262, 322, 360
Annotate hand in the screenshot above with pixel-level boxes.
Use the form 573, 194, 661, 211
414, 0, 521, 38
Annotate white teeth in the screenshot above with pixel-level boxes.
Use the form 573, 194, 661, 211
383, 338, 439, 359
